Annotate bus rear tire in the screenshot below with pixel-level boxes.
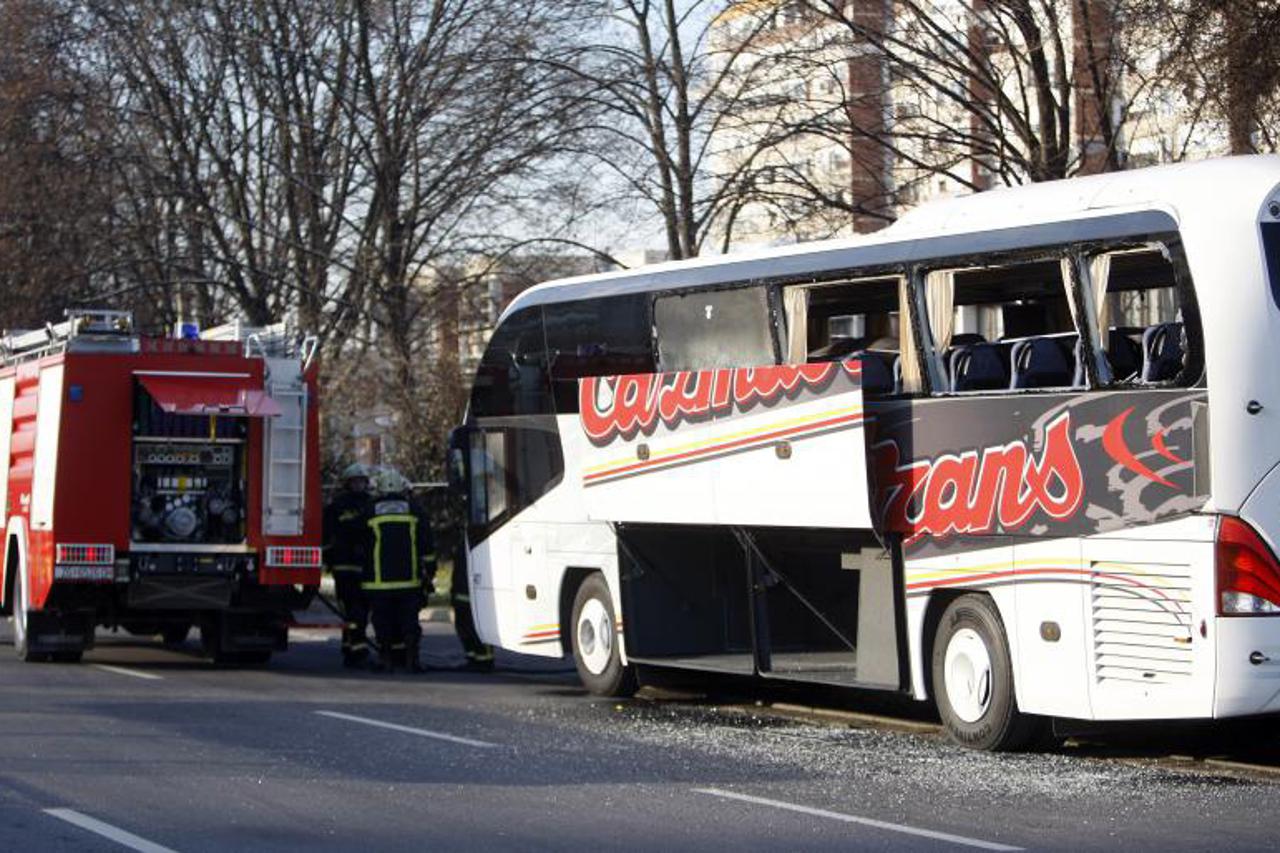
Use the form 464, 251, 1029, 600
571, 574, 636, 698
931, 594, 1038, 751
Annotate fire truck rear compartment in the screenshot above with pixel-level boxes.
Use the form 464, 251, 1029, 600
120, 380, 290, 655
131, 383, 249, 547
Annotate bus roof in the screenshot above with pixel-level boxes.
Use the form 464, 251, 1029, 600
504, 155, 1280, 321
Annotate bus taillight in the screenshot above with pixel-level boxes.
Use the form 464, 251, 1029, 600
1216, 516, 1280, 616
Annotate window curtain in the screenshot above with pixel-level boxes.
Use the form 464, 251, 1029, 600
783, 286, 808, 364
925, 270, 956, 354
1060, 257, 1086, 330
897, 276, 923, 393
1089, 253, 1112, 332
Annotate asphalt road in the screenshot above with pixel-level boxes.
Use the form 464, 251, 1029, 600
2, 616, 1280, 852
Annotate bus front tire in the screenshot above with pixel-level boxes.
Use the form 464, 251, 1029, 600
570, 574, 636, 698
931, 594, 1038, 751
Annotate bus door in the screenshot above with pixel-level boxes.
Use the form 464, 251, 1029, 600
450, 425, 509, 641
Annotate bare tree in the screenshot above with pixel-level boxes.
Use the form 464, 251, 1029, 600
1144, 0, 1280, 154
332, 0, 596, 477
0, 0, 115, 327
88, 0, 364, 336
565, 1, 804, 257
723, 0, 1139, 236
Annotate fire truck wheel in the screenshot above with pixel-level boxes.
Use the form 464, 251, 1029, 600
11, 562, 44, 662
570, 573, 636, 698
931, 594, 1039, 751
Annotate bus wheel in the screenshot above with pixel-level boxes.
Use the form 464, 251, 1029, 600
931, 594, 1036, 751
571, 574, 636, 697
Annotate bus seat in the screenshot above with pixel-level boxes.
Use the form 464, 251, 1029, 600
892, 355, 902, 395
853, 351, 894, 395
1010, 337, 1072, 389
1141, 322, 1184, 382
951, 332, 987, 347
1105, 328, 1143, 382
950, 343, 1009, 392
808, 336, 865, 363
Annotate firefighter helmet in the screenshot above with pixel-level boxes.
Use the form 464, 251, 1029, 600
341, 462, 370, 483
371, 465, 411, 496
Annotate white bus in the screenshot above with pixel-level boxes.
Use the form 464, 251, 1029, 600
450, 155, 1280, 749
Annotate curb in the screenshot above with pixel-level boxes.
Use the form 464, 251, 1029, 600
766, 702, 942, 735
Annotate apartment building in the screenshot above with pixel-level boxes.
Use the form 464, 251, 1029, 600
711, 0, 1228, 248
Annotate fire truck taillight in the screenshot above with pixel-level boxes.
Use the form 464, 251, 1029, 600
54, 543, 116, 582
56, 543, 115, 565
265, 547, 322, 568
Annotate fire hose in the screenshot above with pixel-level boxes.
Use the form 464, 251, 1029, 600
312, 591, 385, 657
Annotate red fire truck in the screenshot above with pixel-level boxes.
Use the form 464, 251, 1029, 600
0, 310, 322, 664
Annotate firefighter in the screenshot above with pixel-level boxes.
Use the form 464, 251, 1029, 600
324, 463, 373, 667
451, 537, 494, 671
362, 466, 434, 672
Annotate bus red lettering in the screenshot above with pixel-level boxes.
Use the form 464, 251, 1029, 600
657, 371, 714, 424
919, 453, 984, 536
1024, 414, 1084, 520
581, 362, 855, 445
875, 413, 1083, 539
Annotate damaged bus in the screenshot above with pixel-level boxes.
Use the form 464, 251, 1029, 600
450, 155, 1280, 749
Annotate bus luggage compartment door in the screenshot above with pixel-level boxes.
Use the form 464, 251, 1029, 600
577, 363, 873, 529
616, 523, 904, 689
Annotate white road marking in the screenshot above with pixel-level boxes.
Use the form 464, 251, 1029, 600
314, 710, 498, 748
91, 664, 163, 681
43, 808, 178, 853
694, 788, 1023, 851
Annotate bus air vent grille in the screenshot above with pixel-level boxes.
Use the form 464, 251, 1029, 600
1090, 562, 1194, 685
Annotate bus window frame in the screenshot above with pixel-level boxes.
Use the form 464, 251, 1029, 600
779, 275, 904, 350
909, 233, 1203, 397
776, 272, 929, 398
649, 281, 784, 372
544, 293, 657, 415
913, 247, 1085, 397
1074, 233, 1205, 390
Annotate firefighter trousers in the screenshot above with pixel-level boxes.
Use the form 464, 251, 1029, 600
369, 590, 423, 669
334, 572, 370, 665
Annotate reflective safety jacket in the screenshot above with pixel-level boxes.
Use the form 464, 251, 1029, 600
361, 493, 434, 592
323, 489, 372, 573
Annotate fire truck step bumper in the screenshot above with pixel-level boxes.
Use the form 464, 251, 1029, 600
127, 576, 232, 610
